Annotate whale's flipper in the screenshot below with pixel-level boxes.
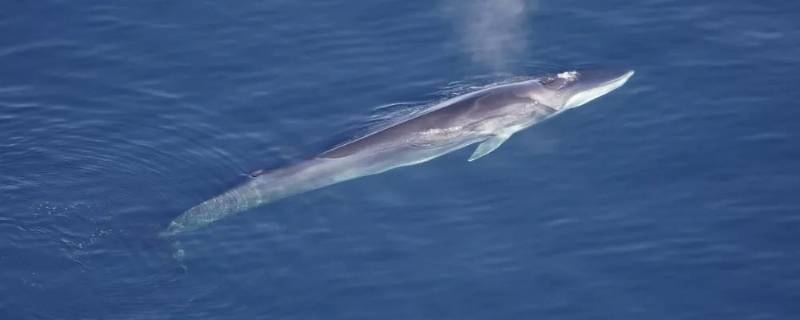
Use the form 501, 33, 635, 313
468, 134, 511, 162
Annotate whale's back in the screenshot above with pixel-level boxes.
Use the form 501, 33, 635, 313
319, 85, 533, 159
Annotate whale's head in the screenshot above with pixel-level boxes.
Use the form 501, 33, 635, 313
531, 68, 634, 111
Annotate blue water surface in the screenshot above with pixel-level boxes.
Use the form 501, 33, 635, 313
2, 0, 800, 319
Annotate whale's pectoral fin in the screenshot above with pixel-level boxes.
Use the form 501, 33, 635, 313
468, 133, 512, 162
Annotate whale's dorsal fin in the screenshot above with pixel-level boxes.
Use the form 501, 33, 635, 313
468, 133, 512, 162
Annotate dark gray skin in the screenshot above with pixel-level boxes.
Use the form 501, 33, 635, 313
319, 84, 554, 159
164, 69, 634, 236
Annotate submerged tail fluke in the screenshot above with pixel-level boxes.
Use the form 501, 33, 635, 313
160, 185, 255, 237
161, 158, 346, 237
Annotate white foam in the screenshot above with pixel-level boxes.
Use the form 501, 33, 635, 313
557, 71, 579, 82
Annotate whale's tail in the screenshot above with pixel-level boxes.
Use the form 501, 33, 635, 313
160, 184, 254, 237
160, 158, 347, 237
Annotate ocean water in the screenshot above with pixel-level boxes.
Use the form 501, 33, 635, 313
2, 0, 800, 319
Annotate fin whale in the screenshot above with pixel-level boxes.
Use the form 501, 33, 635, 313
164, 69, 634, 236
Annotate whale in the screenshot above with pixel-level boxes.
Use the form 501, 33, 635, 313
163, 68, 634, 236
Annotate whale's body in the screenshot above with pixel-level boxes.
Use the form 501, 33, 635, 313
165, 69, 634, 235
